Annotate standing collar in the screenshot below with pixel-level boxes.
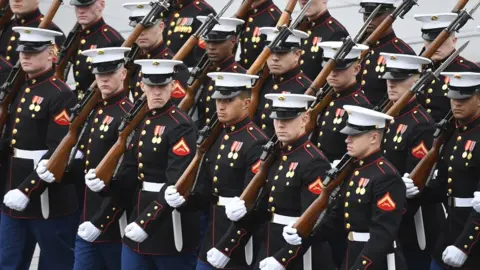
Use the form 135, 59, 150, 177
309, 10, 331, 26
175, 0, 193, 10
250, 0, 275, 14
14, 8, 42, 25
333, 82, 360, 99
143, 41, 169, 59
280, 133, 310, 154
397, 98, 419, 116
354, 149, 383, 167
211, 56, 236, 71
273, 66, 302, 84
375, 30, 397, 47
99, 90, 127, 107
223, 115, 251, 134
82, 17, 106, 35
148, 100, 174, 117
26, 68, 55, 86
457, 114, 480, 133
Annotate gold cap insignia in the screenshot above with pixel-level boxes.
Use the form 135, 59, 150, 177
98, 50, 104, 55
217, 75, 224, 80
137, 4, 144, 8
431, 16, 438, 21
454, 74, 461, 79
24, 29, 31, 34
152, 61, 160, 66
390, 55, 397, 60
278, 96, 285, 101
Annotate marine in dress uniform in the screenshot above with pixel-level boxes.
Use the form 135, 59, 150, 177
0, 0, 65, 65
70, 47, 133, 270
239, 0, 281, 69
123, 2, 189, 104
254, 27, 312, 138
405, 72, 480, 269
69, 0, 125, 101
85, 59, 199, 269
187, 72, 268, 270
358, 0, 415, 106
0, 27, 77, 270
208, 94, 333, 270
272, 105, 407, 270
316, 41, 371, 162
381, 53, 443, 270
297, 0, 349, 80
196, 17, 246, 129
414, 13, 480, 123
0, 54, 12, 85
163, 0, 216, 67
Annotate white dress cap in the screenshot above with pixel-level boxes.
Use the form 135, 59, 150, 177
441, 72, 480, 87
320, 41, 369, 60
259, 27, 309, 44
196, 16, 244, 33
12, 27, 62, 43
265, 93, 315, 109
343, 105, 393, 131
134, 59, 184, 75
207, 72, 259, 88
122, 2, 152, 18
359, 0, 399, 5
380, 53, 431, 70
414, 13, 457, 30
82, 47, 131, 64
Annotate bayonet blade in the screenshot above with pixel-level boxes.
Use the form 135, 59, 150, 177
217, 0, 237, 18
354, 4, 382, 43
434, 41, 469, 77
290, 0, 312, 29
469, 0, 480, 16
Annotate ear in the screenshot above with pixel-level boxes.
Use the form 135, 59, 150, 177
159, 21, 165, 31
243, 97, 251, 110
120, 67, 127, 80
140, 81, 146, 92
301, 111, 309, 127
451, 36, 458, 46
99, 0, 106, 10
352, 63, 361, 76
293, 50, 302, 62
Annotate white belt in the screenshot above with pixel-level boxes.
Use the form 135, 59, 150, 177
142, 182, 165, 192
348, 232, 396, 270
449, 197, 473, 207
272, 214, 298, 226
217, 196, 235, 206
13, 148, 48, 166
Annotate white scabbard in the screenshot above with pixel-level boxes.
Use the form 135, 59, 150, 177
387, 252, 396, 270
303, 247, 312, 270
414, 207, 426, 250
245, 236, 253, 265
40, 188, 49, 219
118, 212, 127, 237
172, 209, 183, 252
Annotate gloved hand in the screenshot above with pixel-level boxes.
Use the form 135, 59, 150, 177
77, 221, 101, 242
225, 197, 247, 221
164, 185, 186, 208
3, 189, 30, 211
472, 192, 480, 213
442, 245, 468, 267
85, 169, 105, 192
206, 248, 230, 268
259, 257, 285, 270
36, 160, 55, 183
124, 222, 148, 243
282, 221, 302, 245
331, 159, 341, 168
402, 173, 419, 198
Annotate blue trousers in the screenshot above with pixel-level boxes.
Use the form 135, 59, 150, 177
73, 236, 122, 270
430, 259, 447, 270
121, 244, 197, 270
196, 260, 215, 270
0, 212, 77, 270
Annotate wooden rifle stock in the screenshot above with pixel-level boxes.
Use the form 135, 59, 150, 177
248, 66, 269, 118
39, 0, 62, 28
452, 0, 470, 13
178, 74, 205, 112
422, 31, 451, 59
363, 16, 395, 47
234, 0, 255, 19
55, 23, 82, 80
305, 88, 334, 133
96, 101, 149, 185
410, 114, 455, 190
278, 0, 298, 26
240, 151, 276, 208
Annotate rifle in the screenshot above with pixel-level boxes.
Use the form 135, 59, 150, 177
0, 1, 12, 31
410, 111, 455, 190
248, 0, 311, 118
55, 23, 82, 81
452, 0, 471, 13
48, 0, 172, 182
173, 0, 237, 61
422, 0, 480, 59
0, 0, 63, 136
178, 52, 210, 112
384, 41, 468, 116
123, 44, 142, 92
303, 5, 381, 133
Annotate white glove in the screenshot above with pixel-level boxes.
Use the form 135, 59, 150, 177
472, 192, 480, 213
225, 197, 247, 221
3, 189, 30, 211
282, 221, 302, 245
402, 173, 419, 198
206, 248, 230, 268
36, 160, 55, 183
77, 221, 101, 242
259, 257, 285, 270
330, 159, 341, 168
124, 222, 148, 243
164, 185, 186, 208
85, 169, 105, 192
442, 245, 468, 267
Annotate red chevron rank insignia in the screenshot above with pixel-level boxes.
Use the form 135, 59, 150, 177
171, 81, 186, 99
377, 192, 396, 211
172, 137, 190, 156
54, 109, 70, 126
251, 160, 261, 174
412, 141, 428, 159
308, 177, 323, 195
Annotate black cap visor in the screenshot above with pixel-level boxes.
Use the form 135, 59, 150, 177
359, 3, 395, 15
382, 67, 420, 80
421, 28, 443, 41
16, 41, 52, 53
203, 31, 235, 43
340, 122, 380, 135
70, 0, 97, 7
92, 60, 124, 75
447, 85, 480, 100
142, 73, 174, 86
270, 42, 300, 54
322, 58, 357, 70
269, 107, 306, 120
211, 87, 249, 99
129, 16, 159, 28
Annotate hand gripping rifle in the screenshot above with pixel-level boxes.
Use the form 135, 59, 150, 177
47, 0, 172, 183
410, 111, 455, 191
384, 41, 468, 117
0, 0, 64, 134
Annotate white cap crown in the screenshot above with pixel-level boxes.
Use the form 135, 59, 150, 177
134, 59, 184, 74
12, 27, 62, 43
441, 72, 480, 87
414, 13, 457, 30
320, 41, 369, 60
380, 53, 431, 70
196, 16, 244, 33
265, 93, 315, 109
259, 27, 309, 44
344, 105, 393, 129
122, 2, 152, 18
81, 47, 130, 64
207, 72, 259, 88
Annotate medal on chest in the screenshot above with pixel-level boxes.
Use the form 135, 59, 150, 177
442, 76, 450, 91
355, 178, 370, 195
99, 115, 114, 132
152, 125, 166, 144
310, 36, 321, 53
228, 141, 243, 160
29, 95, 44, 112
375, 55, 386, 73
393, 124, 408, 143
333, 108, 345, 125
251, 27, 261, 43
174, 17, 193, 33
286, 162, 299, 178
462, 140, 476, 160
